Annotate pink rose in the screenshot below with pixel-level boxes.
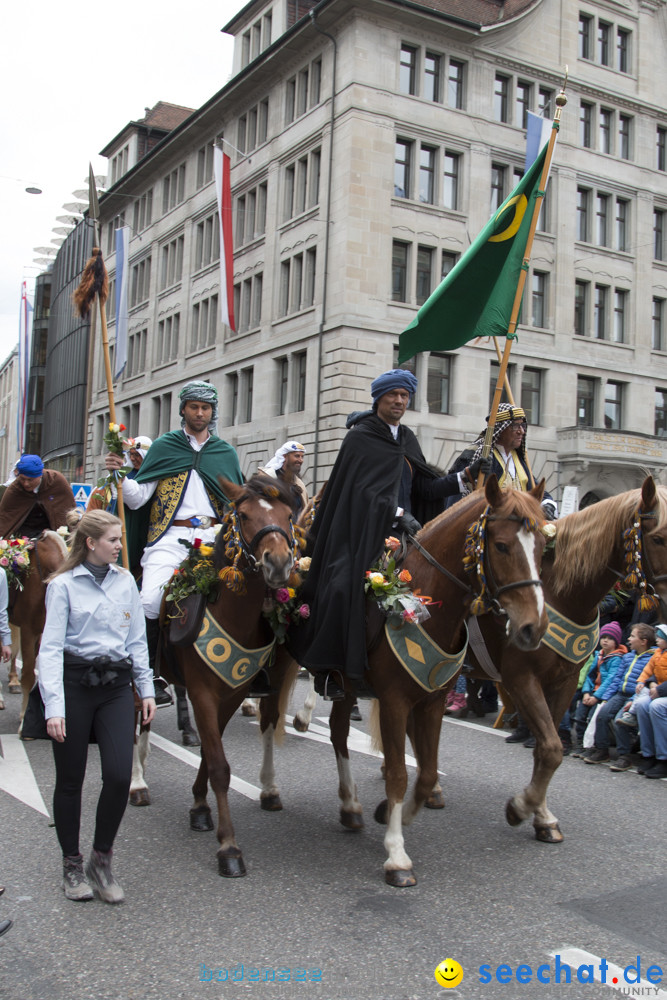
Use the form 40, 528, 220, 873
275, 588, 290, 603
0, 557, 8, 567
402, 609, 417, 623
298, 604, 310, 619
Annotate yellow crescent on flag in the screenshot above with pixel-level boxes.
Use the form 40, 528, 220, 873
488, 194, 528, 243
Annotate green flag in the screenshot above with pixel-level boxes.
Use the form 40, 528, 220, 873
398, 142, 549, 363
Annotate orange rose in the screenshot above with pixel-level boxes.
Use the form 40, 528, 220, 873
398, 569, 412, 583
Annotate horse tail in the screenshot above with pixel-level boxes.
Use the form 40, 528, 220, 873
273, 651, 300, 746
369, 700, 383, 754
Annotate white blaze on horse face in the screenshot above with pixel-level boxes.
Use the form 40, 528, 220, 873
258, 499, 273, 512
517, 527, 544, 619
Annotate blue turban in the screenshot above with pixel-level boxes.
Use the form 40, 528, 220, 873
179, 380, 219, 435
370, 369, 418, 401
16, 454, 44, 477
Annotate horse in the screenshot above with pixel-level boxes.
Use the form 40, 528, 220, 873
5, 532, 68, 720
261, 476, 549, 887
137, 475, 298, 874
460, 476, 667, 843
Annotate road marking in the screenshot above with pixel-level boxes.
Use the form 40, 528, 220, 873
148, 732, 261, 800
444, 717, 508, 737
0, 735, 49, 816
548, 948, 667, 998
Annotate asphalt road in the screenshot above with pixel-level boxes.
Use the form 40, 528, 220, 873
0, 676, 665, 1000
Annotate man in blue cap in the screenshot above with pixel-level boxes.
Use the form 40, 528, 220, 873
0, 455, 74, 539
289, 369, 490, 699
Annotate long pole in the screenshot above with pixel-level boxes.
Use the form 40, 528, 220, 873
478, 76, 567, 486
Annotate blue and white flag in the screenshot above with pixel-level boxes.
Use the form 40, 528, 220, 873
525, 111, 553, 172
114, 226, 130, 379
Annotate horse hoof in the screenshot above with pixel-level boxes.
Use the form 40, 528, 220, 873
241, 703, 257, 717
190, 806, 214, 832
374, 800, 389, 825
425, 791, 445, 809
0, 701, 4, 711
505, 799, 525, 827
260, 794, 283, 811
8, 682, 21, 694
385, 868, 417, 888
218, 851, 246, 878
293, 716, 309, 732
535, 824, 564, 844
340, 810, 364, 831
129, 788, 151, 807
182, 730, 201, 748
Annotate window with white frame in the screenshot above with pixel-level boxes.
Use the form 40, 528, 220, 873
283, 149, 320, 220
285, 58, 322, 125
233, 274, 263, 333
156, 314, 180, 365
130, 257, 151, 307
238, 98, 269, 154
162, 164, 186, 214
579, 11, 632, 73
398, 42, 466, 108
126, 328, 147, 378
132, 191, 153, 233
194, 213, 220, 271
196, 144, 214, 189
159, 235, 184, 290
278, 251, 315, 316
236, 182, 268, 246
190, 294, 219, 350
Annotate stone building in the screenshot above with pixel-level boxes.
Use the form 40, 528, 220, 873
88, 0, 667, 505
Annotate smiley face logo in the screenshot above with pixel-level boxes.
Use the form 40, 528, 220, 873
434, 959, 464, 989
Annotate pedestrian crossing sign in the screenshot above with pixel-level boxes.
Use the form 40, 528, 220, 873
71, 483, 92, 511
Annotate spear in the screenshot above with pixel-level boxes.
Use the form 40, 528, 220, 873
72, 164, 130, 568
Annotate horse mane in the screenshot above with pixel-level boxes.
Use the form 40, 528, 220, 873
419, 484, 543, 542
551, 485, 667, 596
40, 528, 69, 558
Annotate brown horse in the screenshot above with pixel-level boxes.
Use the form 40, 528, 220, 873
6, 532, 68, 719
462, 476, 667, 843
165, 475, 298, 876
289, 476, 549, 887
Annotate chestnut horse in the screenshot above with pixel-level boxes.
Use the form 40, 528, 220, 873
164, 475, 298, 876
5, 532, 68, 720
463, 476, 667, 842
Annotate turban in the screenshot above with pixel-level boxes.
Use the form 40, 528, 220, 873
125, 436, 152, 461
486, 403, 526, 427
264, 441, 306, 473
472, 403, 528, 465
179, 380, 218, 435
370, 369, 418, 401
16, 454, 44, 477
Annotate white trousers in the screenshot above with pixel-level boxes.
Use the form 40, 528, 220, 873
140, 525, 217, 619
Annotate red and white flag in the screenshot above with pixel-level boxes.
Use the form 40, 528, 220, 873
214, 146, 235, 332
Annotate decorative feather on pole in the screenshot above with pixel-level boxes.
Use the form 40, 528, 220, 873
72, 164, 129, 568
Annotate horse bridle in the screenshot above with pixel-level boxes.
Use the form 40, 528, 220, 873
408, 513, 543, 617
232, 497, 295, 573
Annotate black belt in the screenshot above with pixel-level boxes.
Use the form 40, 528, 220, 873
64, 654, 132, 688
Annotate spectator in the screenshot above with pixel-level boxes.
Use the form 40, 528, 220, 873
631, 623, 667, 777
571, 622, 626, 757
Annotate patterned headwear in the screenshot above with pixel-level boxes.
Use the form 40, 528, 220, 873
16, 454, 44, 477
125, 435, 152, 461
179, 380, 218, 435
472, 403, 528, 464
599, 621, 622, 645
264, 441, 306, 473
370, 369, 418, 401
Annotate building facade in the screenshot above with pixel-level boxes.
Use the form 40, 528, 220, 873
87, 0, 667, 505
0, 347, 20, 480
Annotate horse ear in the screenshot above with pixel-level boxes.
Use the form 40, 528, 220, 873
484, 473, 502, 507
530, 478, 546, 503
641, 475, 657, 512
218, 476, 243, 502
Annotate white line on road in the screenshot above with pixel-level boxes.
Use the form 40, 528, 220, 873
148, 732, 261, 800
0, 734, 50, 816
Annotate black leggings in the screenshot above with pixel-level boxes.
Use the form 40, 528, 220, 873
51, 676, 135, 857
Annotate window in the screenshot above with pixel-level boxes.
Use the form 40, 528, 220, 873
580, 102, 593, 148
278, 251, 315, 316
448, 60, 465, 109
132, 190, 153, 233
532, 271, 548, 328
418, 145, 436, 204
577, 376, 596, 427
284, 59, 321, 125
394, 139, 413, 198
616, 198, 629, 252
241, 368, 253, 423
130, 257, 151, 307
427, 354, 451, 414
538, 87, 553, 117
241, 13, 270, 66
441, 251, 459, 278
392, 241, 409, 302
284, 149, 321, 219
618, 115, 631, 160
400, 44, 418, 95
160, 235, 184, 290
294, 351, 307, 412
494, 74, 510, 123
655, 389, 667, 436
658, 128, 667, 172
423, 52, 441, 102
653, 297, 665, 350
443, 152, 460, 210
162, 164, 186, 214
490, 164, 507, 213
297, 68, 309, 117
516, 80, 532, 129
598, 20, 612, 66
579, 13, 592, 59
599, 107, 612, 154
232, 274, 262, 333
151, 392, 172, 438
655, 209, 666, 261
126, 328, 147, 378
238, 98, 269, 154
594, 284, 608, 339
613, 289, 627, 343
106, 213, 125, 256
190, 294, 218, 350
521, 368, 543, 424
596, 193, 609, 247
277, 357, 289, 415
310, 60, 321, 106
236, 182, 267, 246
576, 187, 590, 242
156, 314, 180, 365
416, 246, 434, 305
617, 27, 630, 73
574, 280, 589, 336
194, 214, 220, 272
489, 361, 516, 410
196, 145, 214, 189
604, 381, 622, 428
285, 78, 295, 124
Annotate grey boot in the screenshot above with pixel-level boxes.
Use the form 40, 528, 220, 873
62, 854, 93, 901
86, 849, 124, 904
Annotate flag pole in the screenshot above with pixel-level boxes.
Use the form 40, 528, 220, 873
478, 72, 568, 487
72, 165, 130, 568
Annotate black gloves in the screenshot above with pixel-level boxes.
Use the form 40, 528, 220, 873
468, 456, 492, 482
396, 512, 421, 536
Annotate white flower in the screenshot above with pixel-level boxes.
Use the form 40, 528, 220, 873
297, 556, 311, 572
541, 522, 557, 539
213, 523, 223, 536
56, 525, 69, 536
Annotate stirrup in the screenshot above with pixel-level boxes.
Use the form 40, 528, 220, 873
315, 671, 346, 701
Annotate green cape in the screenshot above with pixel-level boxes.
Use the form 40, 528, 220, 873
134, 430, 243, 500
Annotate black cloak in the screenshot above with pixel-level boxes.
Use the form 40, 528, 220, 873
289, 413, 459, 680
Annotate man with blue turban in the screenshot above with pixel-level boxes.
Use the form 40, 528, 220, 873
0, 454, 74, 539
289, 369, 490, 699
104, 380, 243, 710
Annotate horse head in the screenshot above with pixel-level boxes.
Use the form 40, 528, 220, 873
218, 475, 296, 590
475, 476, 548, 651
635, 475, 667, 609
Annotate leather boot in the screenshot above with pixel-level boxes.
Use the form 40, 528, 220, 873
145, 617, 173, 707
